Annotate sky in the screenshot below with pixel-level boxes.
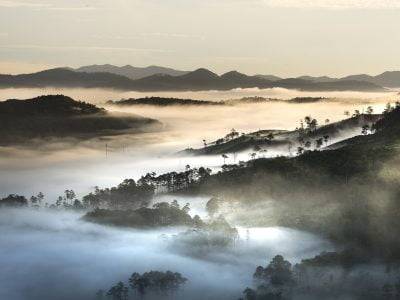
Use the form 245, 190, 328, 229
0, 0, 399, 76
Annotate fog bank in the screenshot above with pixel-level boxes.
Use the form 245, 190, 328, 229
0, 208, 332, 300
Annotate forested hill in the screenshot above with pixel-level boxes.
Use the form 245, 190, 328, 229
0, 95, 161, 145
185, 104, 400, 259
108, 97, 222, 106
183, 113, 381, 155
0, 95, 104, 116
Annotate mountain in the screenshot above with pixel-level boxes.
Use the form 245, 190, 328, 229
255, 74, 282, 81
0, 68, 387, 92
257, 71, 400, 88
342, 71, 400, 88
0, 68, 136, 89
74, 64, 188, 80
297, 75, 337, 83
296, 71, 400, 88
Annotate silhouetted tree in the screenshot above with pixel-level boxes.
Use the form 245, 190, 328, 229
366, 106, 374, 114
361, 125, 370, 135
107, 282, 128, 300
0, 194, 28, 207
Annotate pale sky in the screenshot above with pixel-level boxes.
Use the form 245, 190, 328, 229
0, 0, 399, 76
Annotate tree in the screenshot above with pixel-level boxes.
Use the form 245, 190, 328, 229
309, 118, 318, 131
107, 282, 128, 300
202, 139, 207, 148
129, 273, 149, 297
129, 271, 187, 297
182, 203, 190, 214
254, 255, 293, 286
249, 152, 257, 160
171, 199, 180, 210
361, 124, 370, 135
56, 196, 63, 207
353, 110, 361, 117
206, 197, 220, 217
253, 145, 262, 152
0, 194, 28, 207
344, 111, 350, 117
366, 106, 374, 115
243, 287, 257, 300
37, 192, 44, 204
266, 132, 275, 142
95, 289, 105, 300
64, 189, 76, 205
325, 118, 330, 124
222, 154, 228, 164
304, 116, 317, 132
297, 147, 304, 155
384, 103, 393, 114
30, 195, 38, 206
315, 138, 323, 149
323, 135, 330, 146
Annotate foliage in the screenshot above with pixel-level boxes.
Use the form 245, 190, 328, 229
82, 179, 155, 210
0, 194, 28, 207
129, 271, 187, 296
84, 201, 202, 228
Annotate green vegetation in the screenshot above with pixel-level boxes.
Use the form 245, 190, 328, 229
98, 270, 187, 300
170, 215, 239, 257
241, 253, 400, 300
83, 200, 199, 228
0, 194, 28, 207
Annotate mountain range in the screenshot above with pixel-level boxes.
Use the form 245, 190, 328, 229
259, 71, 400, 88
73, 64, 188, 80
0, 65, 399, 92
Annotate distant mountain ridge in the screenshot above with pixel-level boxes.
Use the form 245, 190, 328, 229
0, 66, 392, 92
74, 64, 189, 80
293, 71, 400, 88
73, 64, 400, 88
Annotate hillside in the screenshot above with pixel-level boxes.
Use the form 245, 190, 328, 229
182, 106, 400, 259
183, 114, 381, 155
0, 95, 161, 145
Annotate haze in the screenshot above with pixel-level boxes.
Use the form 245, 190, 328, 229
1, 0, 400, 76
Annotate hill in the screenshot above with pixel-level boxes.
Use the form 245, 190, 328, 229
0, 95, 161, 145
181, 106, 400, 259
108, 97, 222, 106
183, 114, 381, 155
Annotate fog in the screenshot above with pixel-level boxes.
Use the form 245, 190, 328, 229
0, 87, 396, 103
0, 208, 333, 300
1, 87, 399, 299
0, 87, 396, 199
